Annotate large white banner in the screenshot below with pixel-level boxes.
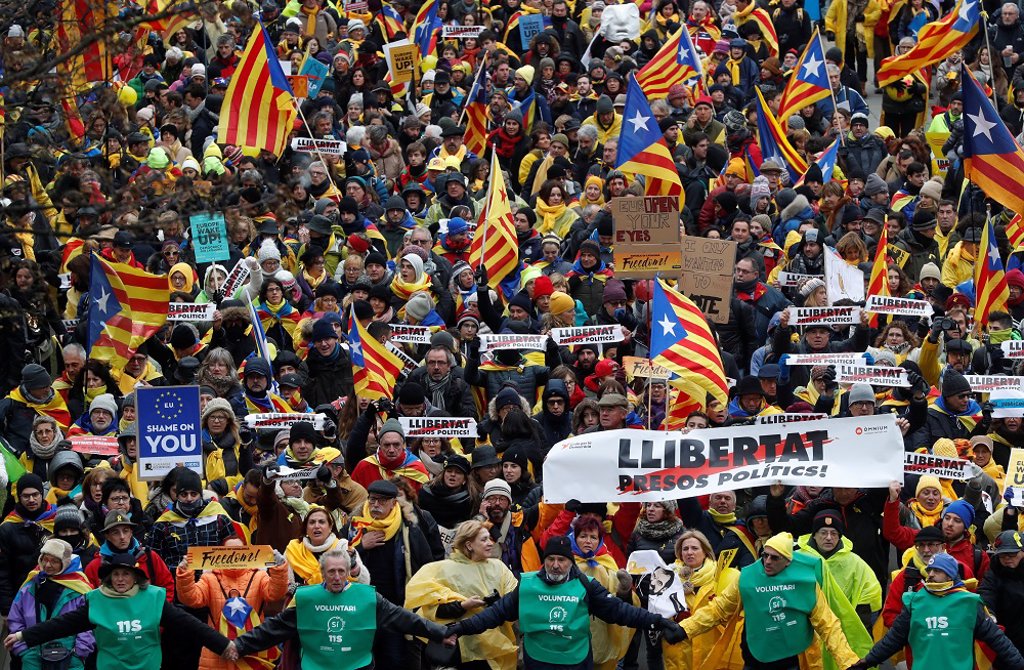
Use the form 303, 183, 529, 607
542, 415, 904, 502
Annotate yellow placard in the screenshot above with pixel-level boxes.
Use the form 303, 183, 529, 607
622, 356, 672, 381
1007, 448, 1024, 495
186, 545, 275, 570
391, 44, 419, 84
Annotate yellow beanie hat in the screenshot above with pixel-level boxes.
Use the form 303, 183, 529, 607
916, 474, 942, 497
550, 291, 575, 315
763, 532, 794, 560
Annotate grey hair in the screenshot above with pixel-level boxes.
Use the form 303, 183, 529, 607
576, 124, 598, 142
649, 99, 670, 116
62, 343, 86, 360
319, 549, 352, 571
346, 126, 366, 147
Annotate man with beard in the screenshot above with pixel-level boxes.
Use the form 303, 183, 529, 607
350, 419, 430, 493
446, 535, 685, 667
571, 344, 599, 386
404, 346, 477, 419
302, 319, 353, 408
424, 172, 479, 230
471, 478, 540, 577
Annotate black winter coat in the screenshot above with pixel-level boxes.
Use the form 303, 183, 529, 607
302, 345, 354, 408
980, 558, 1024, 669
0, 503, 54, 614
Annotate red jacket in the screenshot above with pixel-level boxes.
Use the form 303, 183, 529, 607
85, 547, 175, 602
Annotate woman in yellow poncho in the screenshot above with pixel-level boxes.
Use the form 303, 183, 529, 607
535, 179, 580, 240
405, 520, 519, 670
283, 507, 369, 587
663, 530, 742, 670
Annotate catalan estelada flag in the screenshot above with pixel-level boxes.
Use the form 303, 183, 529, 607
635, 26, 703, 99
755, 87, 808, 182
650, 278, 728, 407
962, 67, 1024, 216
463, 71, 490, 158
663, 377, 707, 430
976, 217, 1009, 328
469, 150, 519, 290
87, 254, 169, 371
617, 74, 684, 208
55, 0, 114, 90
778, 29, 830, 125
413, 0, 442, 57
732, 3, 779, 57
219, 595, 280, 669
349, 315, 403, 401
376, 3, 406, 40
876, 0, 979, 87
794, 137, 839, 187
866, 224, 890, 327
1007, 214, 1024, 249
217, 23, 297, 157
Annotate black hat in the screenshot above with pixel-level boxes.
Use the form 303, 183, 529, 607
914, 525, 944, 544
278, 372, 303, 389
961, 227, 982, 243
174, 356, 201, 383
244, 357, 273, 380
98, 552, 149, 584
127, 132, 148, 145
942, 369, 972, 398
365, 251, 388, 268
442, 454, 471, 474
307, 215, 333, 235
113, 231, 133, 249
812, 510, 845, 535
102, 510, 137, 532
502, 445, 530, 472
352, 299, 374, 320
945, 338, 972, 354
20, 363, 51, 389
441, 124, 466, 138
992, 530, 1024, 555
170, 324, 197, 349
398, 382, 426, 406
471, 445, 501, 468
175, 468, 203, 494
290, 420, 318, 445
258, 218, 279, 236
339, 197, 360, 216
734, 375, 765, 397
758, 363, 781, 380
17, 473, 44, 496
544, 535, 573, 559
367, 479, 399, 499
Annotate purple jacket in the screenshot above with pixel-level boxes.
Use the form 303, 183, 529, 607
9, 558, 95, 666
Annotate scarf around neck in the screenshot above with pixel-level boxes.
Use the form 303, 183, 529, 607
636, 514, 684, 541
350, 501, 402, 547
285, 534, 340, 583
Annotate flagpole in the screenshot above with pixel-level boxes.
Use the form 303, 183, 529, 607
979, 10, 1002, 110
458, 49, 489, 127
827, 84, 846, 147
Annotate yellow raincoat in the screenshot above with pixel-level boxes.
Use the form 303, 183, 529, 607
663, 558, 742, 670
796, 536, 882, 615
573, 550, 635, 669
404, 552, 519, 670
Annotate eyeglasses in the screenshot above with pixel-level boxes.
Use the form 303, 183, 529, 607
108, 495, 130, 503
163, 250, 179, 257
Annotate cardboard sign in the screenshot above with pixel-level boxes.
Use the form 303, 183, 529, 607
479, 333, 548, 353
783, 352, 869, 367
617, 251, 682, 277
755, 413, 829, 424
1003, 341, 1024, 359
221, 258, 251, 299
550, 325, 623, 346
287, 75, 308, 98
904, 451, 981, 481
243, 413, 326, 430
778, 271, 823, 288
865, 295, 931, 317
187, 545, 275, 570
964, 376, 1024, 393
443, 25, 484, 38
70, 435, 119, 456
398, 416, 478, 438
168, 302, 216, 322
786, 306, 861, 327
384, 39, 418, 84
290, 137, 347, 156
678, 237, 736, 324
189, 212, 230, 263
386, 341, 419, 379
611, 197, 682, 279
622, 356, 671, 380
137, 386, 203, 481
390, 324, 432, 344
1006, 448, 1024, 500
835, 364, 910, 387
518, 13, 546, 45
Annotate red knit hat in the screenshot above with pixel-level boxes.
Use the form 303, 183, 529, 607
533, 275, 554, 300
347, 233, 371, 254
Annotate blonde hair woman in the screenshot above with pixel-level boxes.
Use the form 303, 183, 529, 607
404, 520, 519, 669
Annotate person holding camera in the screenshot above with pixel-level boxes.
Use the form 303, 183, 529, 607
918, 311, 977, 389
405, 519, 520, 670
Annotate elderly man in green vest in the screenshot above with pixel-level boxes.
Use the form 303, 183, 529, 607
848, 553, 1024, 670
445, 535, 685, 669
677, 531, 859, 670
228, 548, 454, 668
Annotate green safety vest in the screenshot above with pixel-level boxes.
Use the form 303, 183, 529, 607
903, 588, 979, 670
294, 582, 378, 670
738, 558, 817, 662
86, 586, 165, 670
519, 572, 591, 665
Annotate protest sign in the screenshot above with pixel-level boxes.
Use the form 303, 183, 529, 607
964, 376, 1024, 393
290, 137, 347, 156
383, 40, 417, 84
479, 333, 548, 353
287, 75, 308, 98
168, 302, 216, 322
786, 306, 861, 327
298, 55, 330, 97
864, 295, 931, 317
835, 364, 910, 387
70, 435, 119, 456
992, 390, 1024, 418
622, 356, 671, 380
904, 452, 981, 481
187, 545, 275, 570
617, 251, 683, 277
345, 0, 368, 12
678, 237, 736, 324
267, 465, 320, 480
189, 212, 230, 263
243, 413, 326, 430
610, 196, 681, 279
1005, 448, 1024, 501
542, 415, 904, 502
782, 352, 868, 367
221, 258, 251, 298
824, 247, 864, 303
519, 14, 546, 45
443, 25, 484, 38
627, 550, 688, 618
886, 244, 910, 269
386, 341, 419, 379
137, 386, 203, 481
755, 413, 829, 424
550, 325, 623, 346
777, 272, 823, 288
398, 416, 478, 438
389, 324, 432, 344
1002, 341, 1024, 359
62, 319, 79, 331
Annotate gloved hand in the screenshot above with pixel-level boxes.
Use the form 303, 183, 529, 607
660, 618, 687, 644
615, 569, 634, 600
272, 549, 286, 566
316, 464, 333, 485
321, 418, 338, 441
203, 440, 218, 455
907, 371, 929, 396
565, 499, 582, 513
476, 265, 489, 289
983, 401, 994, 422
614, 307, 638, 330
239, 426, 255, 446
445, 622, 463, 637
263, 463, 280, 479
483, 589, 501, 605
929, 318, 945, 341
377, 398, 395, 416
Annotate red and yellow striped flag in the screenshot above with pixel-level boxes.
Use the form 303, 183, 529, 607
876, 0, 979, 87
635, 26, 703, 100
976, 218, 1009, 328
55, 0, 114, 90
86, 254, 170, 371
348, 316, 403, 401
1007, 214, 1024, 250
217, 22, 297, 157
866, 225, 889, 327
469, 150, 520, 290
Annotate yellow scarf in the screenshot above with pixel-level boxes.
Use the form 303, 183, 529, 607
302, 268, 327, 291
300, 4, 320, 35
350, 501, 402, 547
285, 536, 341, 584
909, 500, 943, 528
390, 276, 433, 302
535, 199, 569, 237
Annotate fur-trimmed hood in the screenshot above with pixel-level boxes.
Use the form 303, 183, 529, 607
780, 194, 812, 223
487, 393, 533, 422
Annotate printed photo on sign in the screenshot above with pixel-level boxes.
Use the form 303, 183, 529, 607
627, 550, 688, 619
